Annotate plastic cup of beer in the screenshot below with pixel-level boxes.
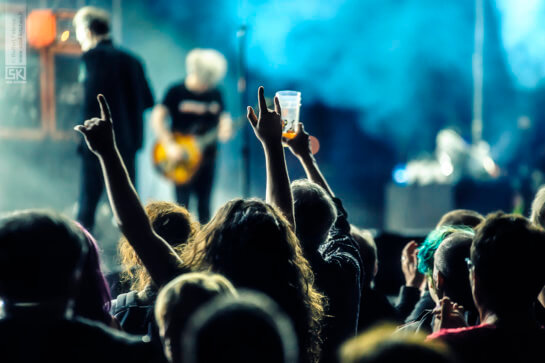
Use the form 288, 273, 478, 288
275, 90, 301, 139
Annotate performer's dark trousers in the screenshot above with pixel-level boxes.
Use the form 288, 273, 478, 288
175, 160, 215, 224
77, 150, 136, 231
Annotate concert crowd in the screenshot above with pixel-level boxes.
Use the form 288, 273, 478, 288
0, 6, 544, 363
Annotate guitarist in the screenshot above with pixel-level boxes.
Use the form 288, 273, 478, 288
151, 48, 231, 223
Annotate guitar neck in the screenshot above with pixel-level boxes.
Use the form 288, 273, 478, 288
196, 128, 219, 149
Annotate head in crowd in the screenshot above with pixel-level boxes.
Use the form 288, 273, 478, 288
529, 186, 545, 308
291, 179, 337, 252
470, 212, 545, 319
181, 198, 325, 363
185, 49, 227, 90
119, 201, 198, 292
432, 231, 475, 311
530, 185, 545, 228
74, 224, 112, 325
351, 226, 378, 288
418, 225, 474, 303
73, 6, 111, 51
0, 210, 88, 314
154, 272, 237, 363
182, 291, 298, 363
418, 225, 473, 277
436, 209, 484, 229
340, 324, 454, 363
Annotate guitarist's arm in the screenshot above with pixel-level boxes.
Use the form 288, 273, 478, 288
151, 104, 175, 145
218, 112, 233, 142
151, 104, 186, 161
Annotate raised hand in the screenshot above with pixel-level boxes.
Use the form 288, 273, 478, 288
401, 241, 426, 289
74, 94, 116, 156
432, 296, 468, 331
284, 122, 311, 159
247, 86, 283, 147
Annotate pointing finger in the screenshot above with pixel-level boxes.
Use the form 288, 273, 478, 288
97, 94, 112, 122
257, 86, 267, 116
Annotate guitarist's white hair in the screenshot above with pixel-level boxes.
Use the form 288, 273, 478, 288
186, 48, 227, 88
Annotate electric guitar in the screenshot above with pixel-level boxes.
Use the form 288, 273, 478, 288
152, 128, 219, 185
152, 110, 320, 186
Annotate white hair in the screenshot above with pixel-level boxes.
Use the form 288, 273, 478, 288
73, 6, 110, 35
186, 49, 227, 88
530, 185, 545, 228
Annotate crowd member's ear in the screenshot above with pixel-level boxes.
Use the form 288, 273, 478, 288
435, 270, 445, 296
469, 268, 482, 309
427, 274, 439, 303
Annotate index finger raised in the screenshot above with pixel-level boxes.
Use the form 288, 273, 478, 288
258, 86, 268, 115
97, 94, 112, 122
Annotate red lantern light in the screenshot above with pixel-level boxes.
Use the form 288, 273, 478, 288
27, 10, 57, 49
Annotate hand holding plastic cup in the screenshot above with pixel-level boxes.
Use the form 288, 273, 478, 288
275, 90, 301, 139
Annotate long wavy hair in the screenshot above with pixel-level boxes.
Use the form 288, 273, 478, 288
119, 201, 199, 292
180, 198, 325, 363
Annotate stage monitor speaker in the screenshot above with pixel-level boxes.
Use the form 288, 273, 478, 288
384, 183, 454, 234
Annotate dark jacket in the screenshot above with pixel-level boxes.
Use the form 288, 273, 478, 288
315, 198, 364, 362
80, 39, 154, 156
0, 315, 160, 363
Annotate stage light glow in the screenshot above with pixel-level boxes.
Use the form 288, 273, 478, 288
439, 153, 454, 177
393, 164, 408, 185
60, 30, 70, 42
483, 156, 498, 177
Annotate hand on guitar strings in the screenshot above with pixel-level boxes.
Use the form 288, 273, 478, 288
166, 142, 189, 163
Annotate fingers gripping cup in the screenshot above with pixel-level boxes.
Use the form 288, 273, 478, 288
275, 91, 301, 139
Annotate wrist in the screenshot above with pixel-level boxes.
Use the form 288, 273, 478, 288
297, 152, 314, 163
96, 142, 118, 159
262, 139, 284, 153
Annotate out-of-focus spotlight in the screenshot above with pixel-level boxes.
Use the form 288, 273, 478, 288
517, 115, 531, 130
60, 30, 70, 42
483, 156, 499, 177
439, 153, 454, 176
392, 164, 408, 185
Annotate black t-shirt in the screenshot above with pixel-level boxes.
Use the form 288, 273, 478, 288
0, 316, 163, 363
162, 82, 224, 162
162, 82, 223, 134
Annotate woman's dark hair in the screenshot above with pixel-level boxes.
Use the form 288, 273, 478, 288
291, 179, 337, 248
74, 224, 113, 325
0, 210, 88, 303
181, 198, 325, 363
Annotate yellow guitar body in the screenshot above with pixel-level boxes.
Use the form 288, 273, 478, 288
152, 133, 203, 185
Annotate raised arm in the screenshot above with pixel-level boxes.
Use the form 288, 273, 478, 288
75, 95, 184, 287
247, 86, 295, 227
284, 123, 334, 197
